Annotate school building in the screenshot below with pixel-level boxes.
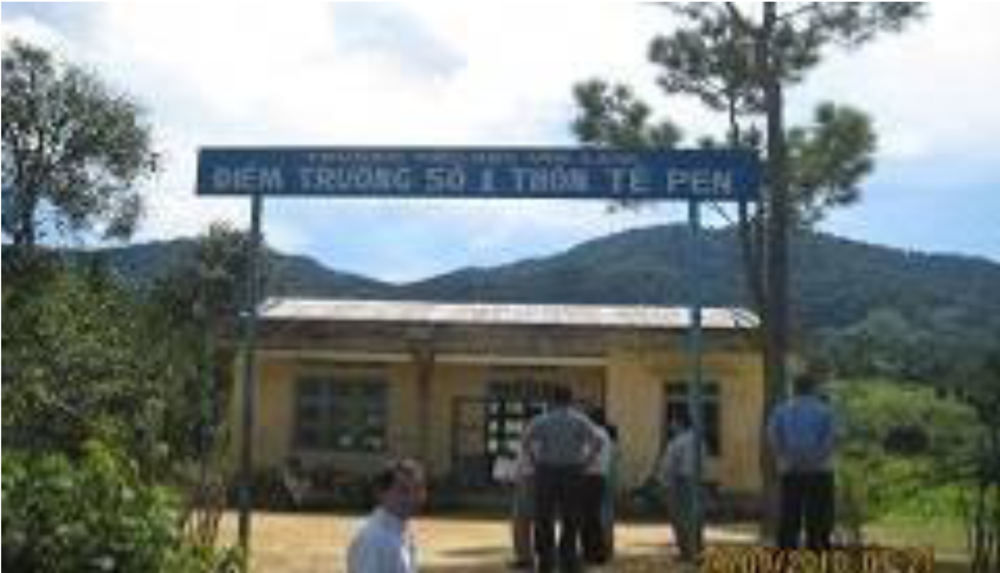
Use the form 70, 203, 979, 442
231, 298, 764, 497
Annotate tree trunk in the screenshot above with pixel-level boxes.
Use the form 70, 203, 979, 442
759, 1, 791, 542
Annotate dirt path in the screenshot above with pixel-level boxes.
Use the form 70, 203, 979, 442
219, 512, 754, 572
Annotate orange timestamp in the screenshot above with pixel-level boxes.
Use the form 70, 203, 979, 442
701, 546, 934, 573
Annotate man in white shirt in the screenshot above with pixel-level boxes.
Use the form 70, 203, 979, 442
347, 459, 426, 573
657, 410, 704, 564
495, 441, 536, 569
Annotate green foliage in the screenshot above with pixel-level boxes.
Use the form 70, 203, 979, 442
958, 346, 1000, 572
2, 248, 245, 572
141, 224, 250, 463
574, 3, 924, 226
652, 4, 925, 104
148, 223, 254, 321
2, 440, 241, 573
832, 379, 980, 461
572, 80, 682, 150
831, 369, 999, 568
2, 40, 159, 248
649, 4, 760, 115
2, 251, 241, 486
2, 262, 169, 471
788, 103, 875, 226
830, 379, 983, 534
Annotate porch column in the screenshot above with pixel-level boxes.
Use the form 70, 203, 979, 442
407, 325, 436, 464
413, 348, 436, 463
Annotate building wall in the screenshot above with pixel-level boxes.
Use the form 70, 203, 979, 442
605, 343, 763, 494
234, 340, 762, 495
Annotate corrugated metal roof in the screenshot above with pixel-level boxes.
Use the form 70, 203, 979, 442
260, 298, 759, 330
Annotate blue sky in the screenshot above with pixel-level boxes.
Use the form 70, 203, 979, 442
3, 2, 998, 281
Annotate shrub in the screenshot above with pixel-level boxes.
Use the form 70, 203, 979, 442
2, 440, 240, 573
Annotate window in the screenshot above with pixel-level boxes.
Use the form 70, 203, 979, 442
294, 377, 387, 453
485, 381, 560, 457
663, 381, 722, 457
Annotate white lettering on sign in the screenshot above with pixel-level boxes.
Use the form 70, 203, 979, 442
509, 167, 590, 194
425, 167, 466, 192
608, 168, 652, 195
478, 168, 497, 194
666, 169, 734, 197
212, 166, 284, 193
298, 167, 412, 192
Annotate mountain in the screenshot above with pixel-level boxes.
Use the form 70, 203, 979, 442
59, 225, 1000, 339
400, 225, 1000, 333
71, 239, 393, 298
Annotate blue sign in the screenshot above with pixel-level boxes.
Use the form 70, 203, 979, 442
197, 147, 759, 202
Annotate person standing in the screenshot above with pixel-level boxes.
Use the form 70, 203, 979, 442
347, 459, 426, 573
657, 410, 703, 564
524, 387, 603, 573
600, 423, 620, 561
581, 407, 615, 565
494, 441, 535, 570
767, 370, 837, 550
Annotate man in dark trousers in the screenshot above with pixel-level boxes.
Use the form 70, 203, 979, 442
767, 369, 837, 550
581, 407, 615, 565
656, 409, 704, 564
524, 387, 603, 573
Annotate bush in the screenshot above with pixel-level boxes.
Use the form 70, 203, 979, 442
830, 378, 985, 543
2, 440, 240, 573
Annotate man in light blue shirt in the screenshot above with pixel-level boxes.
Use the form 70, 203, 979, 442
767, 370, 836, 550
524, 387, 603, 573
656, 409, 705, 564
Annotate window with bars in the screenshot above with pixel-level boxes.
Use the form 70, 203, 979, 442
484, 381, 561, 457
293, 377, 388, 453
663, 381, 722, 457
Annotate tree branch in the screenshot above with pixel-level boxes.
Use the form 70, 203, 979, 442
724, 2, 756, 35
776, 3, 822, 25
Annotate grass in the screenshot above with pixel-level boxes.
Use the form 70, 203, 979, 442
867, 515, 969, 571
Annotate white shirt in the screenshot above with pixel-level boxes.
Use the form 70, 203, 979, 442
493, 444, 534, 484
347, 508, 418, 573
657, 429, 703, 481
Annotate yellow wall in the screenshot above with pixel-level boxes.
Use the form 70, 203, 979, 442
233, 343, 762, 494
606, 345, 763, 494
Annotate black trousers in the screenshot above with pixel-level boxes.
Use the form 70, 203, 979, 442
534, 465, 586, 572
580, 474, 608, 564
778, 471, 835, 550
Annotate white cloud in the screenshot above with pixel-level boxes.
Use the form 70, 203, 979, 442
792, 2, 1000, 164
4, 2, 998, 274
4, 3, 683, 260
137, 127, 249, 241
1, 12, 68, 51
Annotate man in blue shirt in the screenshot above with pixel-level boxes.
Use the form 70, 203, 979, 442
767, 370, 836, 550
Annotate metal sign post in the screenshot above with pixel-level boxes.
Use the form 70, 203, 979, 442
686, 198, 706, 553
196, 146, 759, 564
236, 191, 264, 554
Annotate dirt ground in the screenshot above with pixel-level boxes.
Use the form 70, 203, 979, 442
219, 511, 754, 572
